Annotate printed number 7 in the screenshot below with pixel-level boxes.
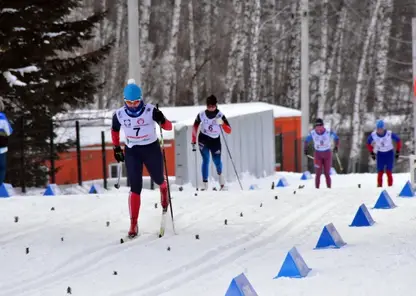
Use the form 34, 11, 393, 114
134, 127, 140, 136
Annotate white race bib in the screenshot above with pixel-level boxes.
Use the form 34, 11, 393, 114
311, 130, 332, 151
115, 104, 158, 147
371, 130, 394, 152
199, 111, 223, 139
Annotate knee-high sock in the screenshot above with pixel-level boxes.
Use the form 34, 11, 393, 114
129, 192, 141, 222
377, 171, 383, 187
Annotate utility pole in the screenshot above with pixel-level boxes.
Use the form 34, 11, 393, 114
128, 0, 141, 84
412, 18, 416, 151
301, 0, 310, 171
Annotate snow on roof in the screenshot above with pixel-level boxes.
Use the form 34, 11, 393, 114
54, 102, 300, 147
53, 109, 114, 126
55, 123, 174, 147
160, 102, 300, 123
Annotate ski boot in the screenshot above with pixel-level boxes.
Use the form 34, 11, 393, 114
201, 181, 208, 191
219, 174, 225, 190
128, 219, 138, 238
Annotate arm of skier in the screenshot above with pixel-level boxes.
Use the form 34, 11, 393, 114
152, 108, 172, 131
111, 112, 121, 146
0, 115, 12, 136
330, 131, 340, 152
304, 133, 312, 154
366, 134, 376, 160
191, 115, 201, 144
111, 113, 124, 162
366, 134, 374, 153
391, 133, 401, 152
218, 115, 231, 134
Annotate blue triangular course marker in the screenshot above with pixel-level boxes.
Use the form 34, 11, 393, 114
274, 246, 311, 279
276, 177, 289, 187
43, 184, 62, 196
315, 223, 346, 249
0, 183, 15, 198
43, 186, 54, 196
300, 171, 312, 180
225, 273, 258, 296
373, 190, 397, 209
399, 181, 415, 198
330, 167, 337, 175
349, 203, 375, 227
89, 184, 104, 194
249, 184, 259, 190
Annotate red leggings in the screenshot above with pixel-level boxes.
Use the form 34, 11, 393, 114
314, 151, 332, 188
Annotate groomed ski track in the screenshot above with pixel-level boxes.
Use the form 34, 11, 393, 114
1, 173, 416, 296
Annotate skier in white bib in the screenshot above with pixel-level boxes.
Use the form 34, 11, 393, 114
304, 118, 339, 189
191, 95, 232, 190
111, 80, 173, 238
366, 119, 401, 187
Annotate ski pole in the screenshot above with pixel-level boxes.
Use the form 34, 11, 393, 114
193, 144, 199, 190
114, 162, 122, 189
156, 104, 175, 233
220, 127, 243, 190
335, 152, 343, 172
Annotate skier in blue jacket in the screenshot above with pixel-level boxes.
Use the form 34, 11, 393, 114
366, 119, 401, 187
0, 98, 12, 185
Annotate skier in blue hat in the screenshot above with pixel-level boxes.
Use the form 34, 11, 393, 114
111, 79, 173, 238
366, 119, 401, 187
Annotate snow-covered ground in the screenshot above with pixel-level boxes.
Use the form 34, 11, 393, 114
0, 172, 415, 296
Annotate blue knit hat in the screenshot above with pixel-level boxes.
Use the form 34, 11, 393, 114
376, 119, 385, 129
123, 79, 143, 114
123, 79, 142, 101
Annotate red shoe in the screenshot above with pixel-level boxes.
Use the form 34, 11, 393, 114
128, 219, 138, 238
160, 181, 169, 210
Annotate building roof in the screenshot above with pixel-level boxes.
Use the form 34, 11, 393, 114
54, 102, 300, 147
159, 102, 300, 123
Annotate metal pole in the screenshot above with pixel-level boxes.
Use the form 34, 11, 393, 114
75, 120, 82, 186
300, 0, 310, 171
20, 116, 26, 193
412, 18, 416, 153
295, 137, 299, 172
128, 0, 141, 84
101, 131, 107, 190
279, 133, 284, 171
50, 118, 56, 184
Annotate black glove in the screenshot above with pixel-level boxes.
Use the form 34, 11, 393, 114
370, 152, 376, 160
395, 151, 399, 160
333, 146, 338, 153
113, 146, 124, 162
191, 142, 197, 151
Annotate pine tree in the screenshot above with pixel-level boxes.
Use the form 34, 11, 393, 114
0, 1, 112, 187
